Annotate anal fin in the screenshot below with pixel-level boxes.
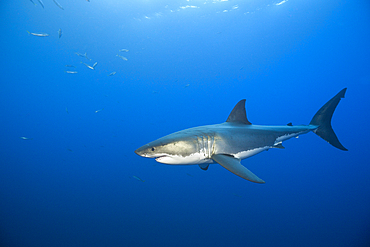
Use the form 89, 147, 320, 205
273, 142, 285, 149
212, 154, 265, 183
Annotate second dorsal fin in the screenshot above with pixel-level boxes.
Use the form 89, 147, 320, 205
226, 99, 252, 125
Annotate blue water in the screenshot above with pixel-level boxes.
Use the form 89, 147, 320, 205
1, 1, 370, 246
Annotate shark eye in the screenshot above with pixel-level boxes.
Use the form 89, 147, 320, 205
151, 147, 155, 151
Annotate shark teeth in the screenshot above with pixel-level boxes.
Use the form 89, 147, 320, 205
155, 156, 167, 161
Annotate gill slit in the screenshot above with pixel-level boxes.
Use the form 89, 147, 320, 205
197, 134, 215, 159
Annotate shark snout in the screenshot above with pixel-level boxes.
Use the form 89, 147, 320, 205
134, 146, 145, 157
135, 144, 154, 158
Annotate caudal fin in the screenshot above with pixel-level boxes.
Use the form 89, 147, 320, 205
310, 88, 347, 151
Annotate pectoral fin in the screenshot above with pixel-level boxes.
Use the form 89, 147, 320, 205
212, 154, 265, 184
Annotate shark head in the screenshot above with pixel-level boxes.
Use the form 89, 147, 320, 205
134, 131, 209, 165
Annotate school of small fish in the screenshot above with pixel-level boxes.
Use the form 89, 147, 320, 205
27, 1, 130, 79
25, 0, 148, 181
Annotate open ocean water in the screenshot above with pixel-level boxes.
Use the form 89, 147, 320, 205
1, 0, 370, 246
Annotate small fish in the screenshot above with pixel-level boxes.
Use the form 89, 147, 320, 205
95, 108, 103, 113
65, 71, 78, 74
53, 0, 64, 10
26, 30, 49, 37
133, 175, 145, 182
65, 65, 75, 67
119, 49, 129, 52
276, 0, 287, 6
232, 193, 242, 198
108, 71, 116, 76
81, 62, 94, 70
116, 54, 128, 61
75, 52, 91, 60
20, 136, 33, 140
30, 0, 36, 5
58, 28, 62, 38
37, 0, 44, 8
67, 148, 73, 152
184, 84, 190, 87
66, 107, 69, 114
92, 62, 98, 68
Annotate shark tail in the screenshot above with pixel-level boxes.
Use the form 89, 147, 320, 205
310, 88, 347, 151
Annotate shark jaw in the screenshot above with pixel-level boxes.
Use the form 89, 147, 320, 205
155, 153, 213, 165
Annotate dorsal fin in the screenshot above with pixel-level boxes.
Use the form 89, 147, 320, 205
226, 99, 252, 125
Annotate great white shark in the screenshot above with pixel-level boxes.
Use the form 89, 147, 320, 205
135, 88, 347, 183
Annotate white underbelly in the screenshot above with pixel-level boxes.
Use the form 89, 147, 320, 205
233, 146, 270, 160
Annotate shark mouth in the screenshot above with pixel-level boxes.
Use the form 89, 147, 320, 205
155, 155, 167, 162
156, 155, 175, 164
